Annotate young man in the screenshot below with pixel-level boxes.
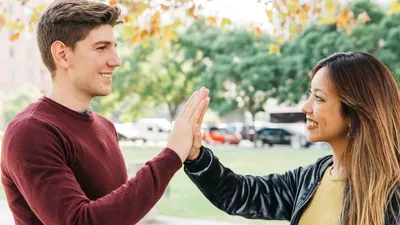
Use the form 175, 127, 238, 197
0, 0, 209, 224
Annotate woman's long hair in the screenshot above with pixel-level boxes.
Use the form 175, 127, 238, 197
311, 52, 400, 225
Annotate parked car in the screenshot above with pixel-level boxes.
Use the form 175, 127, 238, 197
255, 127, 311, 149
114, 118, 171, 143
203, 127, 241, 145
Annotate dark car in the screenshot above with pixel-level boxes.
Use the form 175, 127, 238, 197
255, 127, 311, 149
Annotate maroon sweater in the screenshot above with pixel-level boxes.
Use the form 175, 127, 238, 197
1, 97, 182, 225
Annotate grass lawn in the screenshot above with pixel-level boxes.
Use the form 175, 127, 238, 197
0, 145, 329, 224
121, 145, 329, 225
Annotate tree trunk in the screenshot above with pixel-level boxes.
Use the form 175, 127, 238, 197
251, 111, 258, 148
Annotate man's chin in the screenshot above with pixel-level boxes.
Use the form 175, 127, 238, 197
93, 89, 112, 97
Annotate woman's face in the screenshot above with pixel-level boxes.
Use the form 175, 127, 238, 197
301, 67, 349, 144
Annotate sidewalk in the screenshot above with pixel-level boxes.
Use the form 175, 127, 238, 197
0, 201, 262, 225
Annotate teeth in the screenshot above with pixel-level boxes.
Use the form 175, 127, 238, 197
100, 73, 111, 78
307, 120, 318, 127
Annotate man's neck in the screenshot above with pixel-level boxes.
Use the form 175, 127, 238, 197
46, 82, 92, 113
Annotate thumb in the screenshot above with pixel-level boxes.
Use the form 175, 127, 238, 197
193, 123, 201, 136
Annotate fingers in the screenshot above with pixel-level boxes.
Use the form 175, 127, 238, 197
190, 97, 208, 123
178, 90, 198, 119
193, 123, 202, 146
198, 96, 210, 125
185, 88, 208, 121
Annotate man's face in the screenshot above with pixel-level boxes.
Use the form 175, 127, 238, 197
65, 25, 121, 98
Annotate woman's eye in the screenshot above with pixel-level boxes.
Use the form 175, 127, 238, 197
315, 95, 323, 102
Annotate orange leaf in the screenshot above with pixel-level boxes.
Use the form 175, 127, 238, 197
299, 13, 308, 24
0, 13, 5, 28
151, 11, 160, 25
133, 2, 148, 15
301, 4, 310, 13
253, 26, 262, 36
130, 35, 141, 44
336, 8, 351, 24
186, 4, 195, 17
265, 10, 273, 21
124, 15, 135, 23
140, 29, 149, 39
313, 7, 322, 14
9, 33, 19, 41
109, 0, 119, 5
161, 4, 170, 11
207, 16, 217, 25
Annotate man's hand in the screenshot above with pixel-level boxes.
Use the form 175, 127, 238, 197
167, 87, 210, 162
187, 95, 210, 161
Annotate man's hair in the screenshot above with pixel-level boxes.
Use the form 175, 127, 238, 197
37, 0, 122, 77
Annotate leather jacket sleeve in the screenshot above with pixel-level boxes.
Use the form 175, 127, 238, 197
184, 147, 302, 221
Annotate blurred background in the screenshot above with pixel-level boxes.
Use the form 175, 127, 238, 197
0, 0, 400, 224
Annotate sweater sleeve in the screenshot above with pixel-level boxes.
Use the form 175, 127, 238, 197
1, 118, 182, 225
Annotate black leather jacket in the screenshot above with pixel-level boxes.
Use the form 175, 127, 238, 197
184, 147, 399, 225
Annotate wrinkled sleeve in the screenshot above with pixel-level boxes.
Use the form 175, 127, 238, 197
184, 146, 302, 221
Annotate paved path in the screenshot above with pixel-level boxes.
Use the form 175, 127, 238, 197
1, 201, 288, 225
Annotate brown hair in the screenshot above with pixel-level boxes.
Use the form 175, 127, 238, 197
311, 52, 400, 225
37, 0, 122, 77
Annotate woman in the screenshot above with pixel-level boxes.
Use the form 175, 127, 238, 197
184, 52, 400, 225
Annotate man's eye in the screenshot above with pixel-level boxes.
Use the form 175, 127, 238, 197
97, 46, 106, 50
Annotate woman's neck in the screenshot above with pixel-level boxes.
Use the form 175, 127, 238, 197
329, 138, 348, 179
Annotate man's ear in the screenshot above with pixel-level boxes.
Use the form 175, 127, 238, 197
50, 41, 69, 70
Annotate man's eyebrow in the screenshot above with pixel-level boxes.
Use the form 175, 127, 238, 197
92, 41, 118, 47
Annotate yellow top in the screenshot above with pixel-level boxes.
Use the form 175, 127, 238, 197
298, 166, 345, 225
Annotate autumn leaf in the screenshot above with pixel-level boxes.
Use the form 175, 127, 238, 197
301, 4, 310, 13
313, 7, 322, 14
124, 15, 135, 23
207, 16, 217, 25
133, 2, 148, 15
0, 13, 5, 29
277, 36, 285, 45
141, 30, 149, 39
9, 33, 19, 41
299, 13, 308, 25
130, 34, 141, 44
265, 10, 273, 21
171, 19, 182, 28
186, 4, 195, 17
268, 43, 280, 55
221, 17, 232, 26
109, 0, 119, 5
151, 11, 160, 25
253, 26, 262, 36
388, 1, 400, 15
161, 4, 170, 11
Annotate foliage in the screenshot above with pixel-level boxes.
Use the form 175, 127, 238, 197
3, 85, 42, 124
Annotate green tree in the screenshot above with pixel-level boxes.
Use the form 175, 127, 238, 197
93, 38, 205, 122
3, 85, 42, 124
181, 25, 282, 142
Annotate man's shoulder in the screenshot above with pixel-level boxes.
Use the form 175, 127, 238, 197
7, 99, 53, 132
93, 112, 115, 128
